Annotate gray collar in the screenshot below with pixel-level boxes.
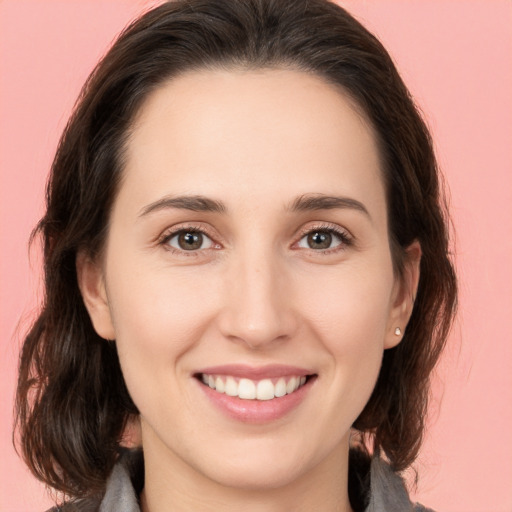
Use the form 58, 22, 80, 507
58, 449, 432, 512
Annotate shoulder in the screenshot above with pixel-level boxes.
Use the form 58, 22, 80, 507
44, 449, 143, 512
45, 496, 101, 512
45, 450, 436, 512
362, 453, 436, 512
413, 505, 436, 512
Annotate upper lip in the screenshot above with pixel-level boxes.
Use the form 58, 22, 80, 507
195, 364, 314, 380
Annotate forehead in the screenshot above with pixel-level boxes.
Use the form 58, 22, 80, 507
121, 67, 385, 218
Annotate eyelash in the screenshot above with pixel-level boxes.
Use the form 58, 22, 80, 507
159, 223, 218, 257
294, 223, 353, 255
158, 222, 353, 257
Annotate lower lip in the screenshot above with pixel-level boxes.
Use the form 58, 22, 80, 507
196, 377, 316, 424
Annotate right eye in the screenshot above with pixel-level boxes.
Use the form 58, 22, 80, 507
297, 229, 343, 250
164, 230, 214, 252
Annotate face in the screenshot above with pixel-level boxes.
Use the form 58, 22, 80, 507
79, 68, 417, 493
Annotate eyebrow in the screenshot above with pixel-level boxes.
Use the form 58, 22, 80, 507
289, 193, 370, 218
138, 193, 370, 219
138, 195, 226, 217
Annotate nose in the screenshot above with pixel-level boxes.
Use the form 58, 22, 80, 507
217, 250, 298, 350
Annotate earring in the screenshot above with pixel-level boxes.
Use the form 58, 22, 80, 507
394, 327, 402, 336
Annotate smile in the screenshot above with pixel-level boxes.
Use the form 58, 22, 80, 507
199, 374, 308, 400
194, 364, 316, 422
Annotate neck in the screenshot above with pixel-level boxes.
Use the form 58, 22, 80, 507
140, 431, 354, 512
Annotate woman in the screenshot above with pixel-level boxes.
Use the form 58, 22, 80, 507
15, 0, 457, 510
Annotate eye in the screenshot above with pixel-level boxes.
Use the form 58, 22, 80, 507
297, 228, 349, 251
165, 230, 214, 251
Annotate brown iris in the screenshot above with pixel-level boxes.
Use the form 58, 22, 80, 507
307, 231, 332, 249
177, 231, 203, 250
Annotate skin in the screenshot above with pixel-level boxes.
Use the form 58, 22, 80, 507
78, 68, 420, 512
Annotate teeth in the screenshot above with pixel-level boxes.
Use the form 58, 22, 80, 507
256, 379, 275, 400
238, 378, 256, 399
215, 376, 225, 393
225, 376, 238, 397
274, 378, 287, 398
200, 374, 308, 400
286, 376, 298, 394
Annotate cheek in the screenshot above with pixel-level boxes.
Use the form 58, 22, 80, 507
298, 262, 394, 400
104, 259, 221, 406
300, 261, 394, 345
108, 256, 220, 342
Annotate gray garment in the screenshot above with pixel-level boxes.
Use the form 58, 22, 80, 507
48, 450, 433, 512
98, 460, 140, 512
366, 457, 434, 512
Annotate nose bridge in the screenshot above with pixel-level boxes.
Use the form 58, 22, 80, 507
220, 240, 296, 348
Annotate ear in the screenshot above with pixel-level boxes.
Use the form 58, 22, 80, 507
120, 415, 142, 449
384, 240, 421, 349
76, 251, 116, 340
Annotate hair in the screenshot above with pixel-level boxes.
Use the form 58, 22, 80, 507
15, 0, 457, 501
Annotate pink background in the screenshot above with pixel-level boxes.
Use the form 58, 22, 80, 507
1, 1, 511, 511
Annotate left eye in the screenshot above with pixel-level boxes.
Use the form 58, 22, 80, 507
166, 230, 214, 251
297, 230, 344, 250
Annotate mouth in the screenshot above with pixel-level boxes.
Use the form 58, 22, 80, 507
194, 373, 314, 401
193, 364, 317, 422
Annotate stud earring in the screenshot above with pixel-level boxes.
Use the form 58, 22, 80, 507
394, 327, 402, 336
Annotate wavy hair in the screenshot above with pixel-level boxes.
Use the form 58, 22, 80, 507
15, 0, 457, 499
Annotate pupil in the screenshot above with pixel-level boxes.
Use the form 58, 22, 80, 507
179, 232, 202, 250
308, 231, 331, 249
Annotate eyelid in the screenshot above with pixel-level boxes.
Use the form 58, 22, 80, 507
156, 221, 353, 256
158, 223, 222, 255
293, 222, 354, 252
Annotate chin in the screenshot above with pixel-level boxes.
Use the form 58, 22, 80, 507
191, 437, 325, 492
205, 459, 305, 491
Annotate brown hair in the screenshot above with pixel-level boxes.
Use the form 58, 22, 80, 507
15, 0, 457, 500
